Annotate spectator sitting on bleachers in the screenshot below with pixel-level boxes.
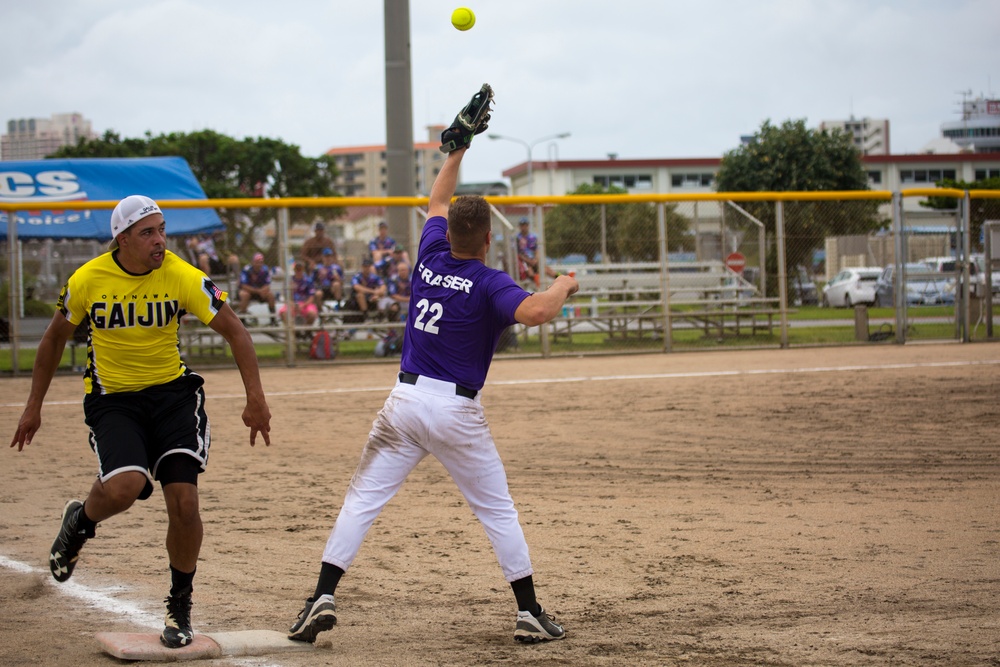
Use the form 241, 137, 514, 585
300, 222, 337, 266
187, 232, 239, 277
237, 252, 277, 324
369, 221, 396, 277
313, 247, 344, 305
381, 261, 411, 322
348, 258, 386, 319
384, 244, 411, 279
278, 261, 319, 326
516, 217, 557, 285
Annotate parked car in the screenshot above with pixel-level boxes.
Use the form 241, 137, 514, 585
873, 263, 953, 307
921, 256, 958, 274
821, 267, 881, 307
793, 267, 819, 306
739, 266, 818, 305
920, 256, 960, 303
925, 254, 1000, 298
969, 253, 1000, 297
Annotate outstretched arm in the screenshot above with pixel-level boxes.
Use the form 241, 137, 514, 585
514, 274, 580, 327
428, 147, 466, 219
209, 303, 271, 446
10, 312, 77, 451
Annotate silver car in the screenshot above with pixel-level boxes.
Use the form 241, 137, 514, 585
822, 267, 881, 308
873, 264, 952, 307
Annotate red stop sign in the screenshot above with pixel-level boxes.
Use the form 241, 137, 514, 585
725, 252, 746, 274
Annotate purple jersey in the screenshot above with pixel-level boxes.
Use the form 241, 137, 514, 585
401, 216, 530, 390
369, 235, 396, 257
314, 262, 343, 289
240, 264, 272, 289
517, 231, 538, 259
388, 275, 411, 299
290, 273, 316, 302
351, 270, 384, 291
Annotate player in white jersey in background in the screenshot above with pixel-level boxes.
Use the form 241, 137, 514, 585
288, 130, 579, 644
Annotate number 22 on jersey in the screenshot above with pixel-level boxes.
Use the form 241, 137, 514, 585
413, 298, 442, 334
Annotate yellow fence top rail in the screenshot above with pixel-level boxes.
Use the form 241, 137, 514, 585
0, 188, 985, 212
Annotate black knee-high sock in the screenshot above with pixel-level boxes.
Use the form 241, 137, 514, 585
170, 565, 196, 597
510, 575, 540, 615
78, 502, 98, 534
313, 562, 344, 599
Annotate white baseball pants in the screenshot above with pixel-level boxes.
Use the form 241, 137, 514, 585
321, 375, 534, 582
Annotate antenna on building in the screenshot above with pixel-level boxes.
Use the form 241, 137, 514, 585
957, 89, 973, 119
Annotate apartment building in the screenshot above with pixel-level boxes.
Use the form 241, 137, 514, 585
818, 117, 890, 155
1, 113, 96, 160
325, 125, 448, 196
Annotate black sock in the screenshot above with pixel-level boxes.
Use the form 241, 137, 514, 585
510, 575, 540, 615
78, 503, 98, 534
313, 562, 344, 599
170, 565, 196, 597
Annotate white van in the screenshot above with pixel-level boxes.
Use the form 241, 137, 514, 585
921, 256, 958, 274
969, 254, 1000, 297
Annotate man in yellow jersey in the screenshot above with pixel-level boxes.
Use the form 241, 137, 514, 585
9, 195, 272, 649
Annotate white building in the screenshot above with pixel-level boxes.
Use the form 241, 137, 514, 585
499, 151, 1000, 241
818, 117, 890, 155
503, 152, 1000, 200
941, 95, 1000, 153
1, 113, 96, 161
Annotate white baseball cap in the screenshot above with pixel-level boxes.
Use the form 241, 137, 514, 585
109, 195, 162, 250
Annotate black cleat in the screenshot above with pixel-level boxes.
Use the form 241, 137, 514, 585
514, 607, 566, 643
288, 594, 337, 643
160, 590, 194, 648
49, 499, 93, 582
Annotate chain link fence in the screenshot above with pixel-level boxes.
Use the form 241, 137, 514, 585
3, 190, 998, 373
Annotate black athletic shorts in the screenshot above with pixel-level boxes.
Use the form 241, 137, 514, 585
83, 372, 210, 500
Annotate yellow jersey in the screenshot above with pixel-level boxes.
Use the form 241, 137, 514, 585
58, 250, 228, 394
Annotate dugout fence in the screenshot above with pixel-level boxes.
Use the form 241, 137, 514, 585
3, 189, 999, 373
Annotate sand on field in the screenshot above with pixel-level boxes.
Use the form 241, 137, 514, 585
1, 343, 998, 666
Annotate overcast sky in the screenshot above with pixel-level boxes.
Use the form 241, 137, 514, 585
3, 0, 998, 185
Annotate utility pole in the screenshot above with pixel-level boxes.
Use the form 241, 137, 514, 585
384, 1, 415, 246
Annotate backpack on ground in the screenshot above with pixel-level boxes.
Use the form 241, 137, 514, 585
309, 329, 336, 360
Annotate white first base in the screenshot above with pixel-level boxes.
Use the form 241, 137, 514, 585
95, 630, 316, 662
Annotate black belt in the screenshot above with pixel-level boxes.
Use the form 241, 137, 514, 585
398, 372, 477, 399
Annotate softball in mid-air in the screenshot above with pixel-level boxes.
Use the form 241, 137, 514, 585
451, 7, 475, 31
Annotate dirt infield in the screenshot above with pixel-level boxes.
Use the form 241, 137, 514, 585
2, 343, 999, 666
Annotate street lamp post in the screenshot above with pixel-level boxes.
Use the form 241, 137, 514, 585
488, 132, 570, 358
546, 142, 561, 194
487, 132, 571, 197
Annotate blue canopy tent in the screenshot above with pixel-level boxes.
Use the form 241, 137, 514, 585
1, 158, 226, 372
0, 156, 223, 240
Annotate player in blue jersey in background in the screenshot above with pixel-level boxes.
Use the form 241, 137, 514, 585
288, 139, 578, 644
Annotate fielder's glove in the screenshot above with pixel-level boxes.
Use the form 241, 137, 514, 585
440, 83, 494, 153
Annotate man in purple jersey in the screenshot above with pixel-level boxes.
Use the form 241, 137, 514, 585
288, 145, 578, 645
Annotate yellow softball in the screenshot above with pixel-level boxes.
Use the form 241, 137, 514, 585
451, 7, 475, 31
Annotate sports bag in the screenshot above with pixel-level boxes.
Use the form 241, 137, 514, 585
309, 329, 335, 360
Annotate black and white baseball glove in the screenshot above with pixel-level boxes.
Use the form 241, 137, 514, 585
440, 83, 494, 153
